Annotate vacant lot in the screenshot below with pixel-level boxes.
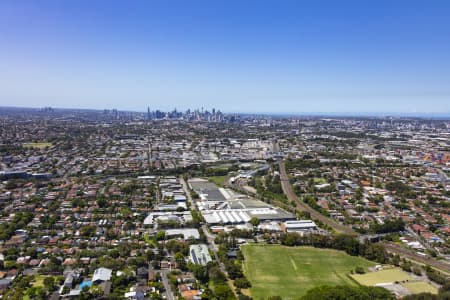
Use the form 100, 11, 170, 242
242, 245, 375, 299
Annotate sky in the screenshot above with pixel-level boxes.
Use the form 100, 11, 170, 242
0, 0, 449, 115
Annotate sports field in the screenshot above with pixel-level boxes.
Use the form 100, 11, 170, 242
402, 281, 438, 294
241, 245, 375, 299
23, 142, 53, 149
351, 267, 438, 294
351, 267, 411, 285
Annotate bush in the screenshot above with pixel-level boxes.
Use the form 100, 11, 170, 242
234, 277, 251, 289
412, 267, 422, 276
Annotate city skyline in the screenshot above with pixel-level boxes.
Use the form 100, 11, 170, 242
1, 0, 449, 114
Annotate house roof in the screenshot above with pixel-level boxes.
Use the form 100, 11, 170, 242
92, 267, 112, 282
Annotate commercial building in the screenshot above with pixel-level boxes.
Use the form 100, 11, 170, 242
282, 220, 317, 233
189, 244, 212, 266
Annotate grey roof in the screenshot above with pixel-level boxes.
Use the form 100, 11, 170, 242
68, 289, 82, 296
189, 244, 212, 266
0, 278, 12, 287
92, 267, 112, 282
165, 228, 200, 240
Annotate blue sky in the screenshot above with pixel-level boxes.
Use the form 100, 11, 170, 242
0, 0, 449, 114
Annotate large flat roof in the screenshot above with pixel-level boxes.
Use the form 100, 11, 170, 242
189, 244, 212, 265
166, 228, 200, 240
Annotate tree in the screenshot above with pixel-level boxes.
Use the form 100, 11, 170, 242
175, 252, 187, 271
301, 285, 395, 300
355, 188, 363, 200
250, 217, 260, 227
154, 231, 166, 241
90, 285, 104, 297
96, 198, 107, 208
214, 284, 234, 300
80, 225, 97, 237
234, 277, 251, 289
190, 264, 209, 284
43, 276, 55, 292
391, 254, 400, 266
225, 260, 243, 279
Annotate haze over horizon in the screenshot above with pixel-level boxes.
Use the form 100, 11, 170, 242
1, 0, 449, 114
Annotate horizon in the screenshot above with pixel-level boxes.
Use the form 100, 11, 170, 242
1, 1, 449, 113
2, 104, 450, 119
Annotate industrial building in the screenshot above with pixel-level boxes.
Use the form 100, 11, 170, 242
189, 244, 212, 266
165, 228, 200, 240
188, 178, 296, 224
282, 220, 317, 233
201, 208, 295, 224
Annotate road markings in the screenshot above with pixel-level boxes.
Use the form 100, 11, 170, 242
290, 256, 298, 271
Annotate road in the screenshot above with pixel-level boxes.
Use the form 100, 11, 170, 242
202, 224, 219, 256
279, 159, 450, 273
160, 269, 175, 300
208, 162, 450, 275
180, 176, 193, 205
278, 160, 358, 236
181, 176, 236, 296
228, 158, 450, 274
405, 226, 438, 254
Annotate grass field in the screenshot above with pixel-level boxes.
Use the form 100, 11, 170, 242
207, 175, 228, 186
351, 267, 438, 295
313, 177, 327, 184
351, 267, 412, 285
31, 275, 49, 288
401, 281, 438, 294
242, 245, 375, 299
23, 142, 53, 149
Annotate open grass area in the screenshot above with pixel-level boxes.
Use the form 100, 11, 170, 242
31, 275, 48, 288
242, 244, 375, 299
23, 142, 53, 149
351, 266, 439, 295
401, 281, 438, 294
351, 267, 412, 286
313, 177, 327, 184
207, 175, 228, 187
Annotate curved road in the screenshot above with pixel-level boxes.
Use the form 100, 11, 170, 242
278, 161, 358, 236
214, 165, 450, 275
278, 160, 450, 274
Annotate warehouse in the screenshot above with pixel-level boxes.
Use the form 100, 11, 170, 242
282, 220, 317, 233
201, 208, 295, 224
143, 211, 193, 226
188, 178, 296, 225
165, 228, 200, 240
